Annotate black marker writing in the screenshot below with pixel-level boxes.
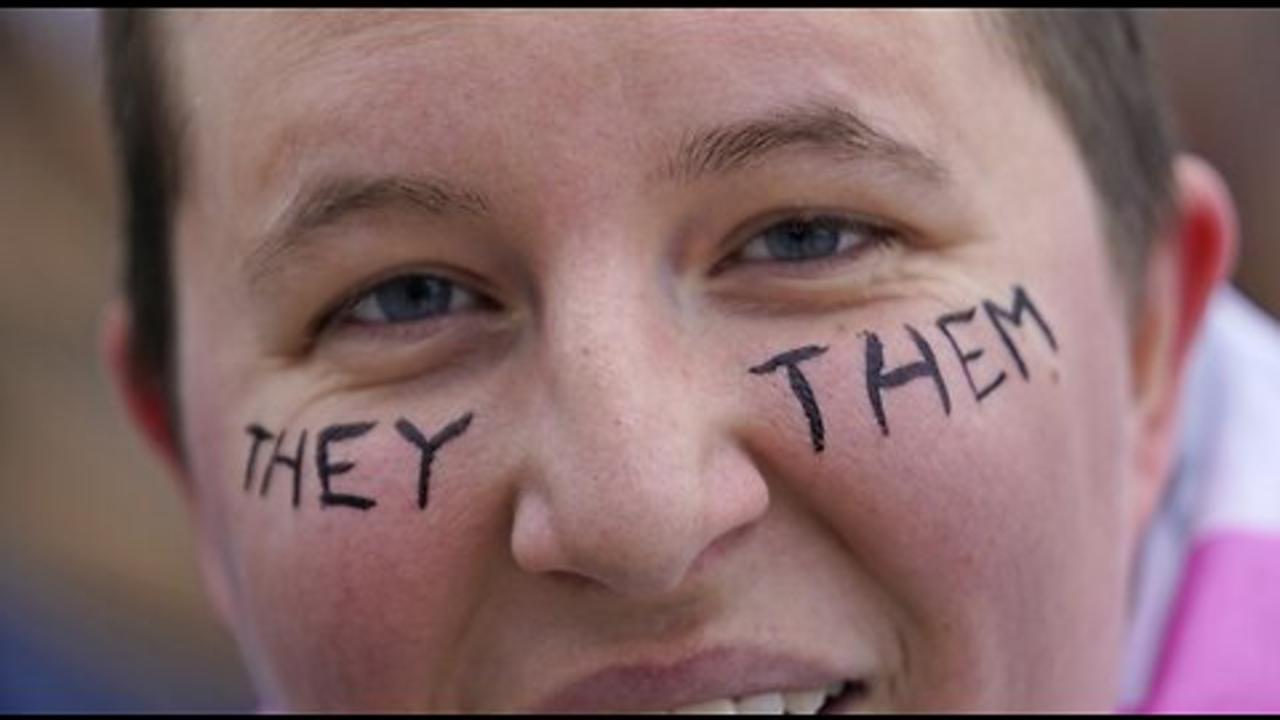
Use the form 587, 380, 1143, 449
983, 283, 1058, 380
262, 429, 307, 508
317, 422, 377, 511
243, 424, 274, 492
751, 284, 1056, 452
749, 345, 829, 453
864, 324, 951, 436
396, 412, 474, 510
936, 307, 1007, 403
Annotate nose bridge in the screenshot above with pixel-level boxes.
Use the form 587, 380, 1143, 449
547, 265, 675, 444
511, 253, 763, 596
538, 225, 683, 430
548, 262, 700, 555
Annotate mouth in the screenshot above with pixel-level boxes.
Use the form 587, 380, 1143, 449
663, 678, 869, 714
531, 646, 874, 714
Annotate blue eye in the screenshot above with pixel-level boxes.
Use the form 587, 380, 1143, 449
344, 274, 482, 325
738, 215, 891, 264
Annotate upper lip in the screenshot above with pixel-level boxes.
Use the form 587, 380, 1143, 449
530, 645, 855, 713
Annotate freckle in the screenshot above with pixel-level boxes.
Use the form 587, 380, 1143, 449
580, 346, 592, 357
1051, 368, 1060, 384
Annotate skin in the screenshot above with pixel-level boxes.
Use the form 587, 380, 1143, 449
104, 10, 1236, 712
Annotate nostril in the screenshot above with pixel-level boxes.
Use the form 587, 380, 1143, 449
545, 569, 605, 592
687, 522, 755, 577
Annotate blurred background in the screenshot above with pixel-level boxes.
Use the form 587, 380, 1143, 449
1, 9, 1278, 712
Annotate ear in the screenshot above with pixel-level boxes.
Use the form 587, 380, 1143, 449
101, 297, 185, 480
101, 298, 237, 626
1129, 155, 1240, 530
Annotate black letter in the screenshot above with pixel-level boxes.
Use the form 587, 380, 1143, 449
936, 307, 1007, 403
982, 284, 1058, 381
864, 325, 951, 436
317, 422, 377, 510
396, 413, 474, 510
261, 428, 308, 507
749, 345, 829, 453
244, 424, 274, 492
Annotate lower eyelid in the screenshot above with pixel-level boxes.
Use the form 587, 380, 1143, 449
729, 234, 899, 284
321, 275, 479, 333
736, 220, 893, 263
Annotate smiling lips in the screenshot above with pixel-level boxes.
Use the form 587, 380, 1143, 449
531, 646, 870, 714
665, 681, 860, 714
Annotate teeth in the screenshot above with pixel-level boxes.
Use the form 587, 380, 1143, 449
673, 698, 736, 714
663, 682, 847, 714
735, 691, 785, 714
783, 689, 826, 714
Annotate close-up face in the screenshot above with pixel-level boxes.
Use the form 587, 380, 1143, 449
161, 10, 1151, 712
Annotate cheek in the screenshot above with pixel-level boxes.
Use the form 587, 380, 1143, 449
740, 296, 1131, 708
182, 380, 500, 708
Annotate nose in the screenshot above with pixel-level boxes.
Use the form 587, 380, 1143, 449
510, 275, 769, 598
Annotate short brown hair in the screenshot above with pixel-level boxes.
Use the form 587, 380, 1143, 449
102, 10, 180, 394
101, 10, 1179, 408
986, 10, 1178, 290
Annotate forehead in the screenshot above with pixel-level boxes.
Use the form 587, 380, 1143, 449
164, 11, 1030, 205
170, 10, 1001, 94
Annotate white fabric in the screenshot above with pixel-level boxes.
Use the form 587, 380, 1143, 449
1119, 286, 1280, 708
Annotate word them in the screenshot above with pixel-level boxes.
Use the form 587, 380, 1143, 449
750, 284, 1057, 452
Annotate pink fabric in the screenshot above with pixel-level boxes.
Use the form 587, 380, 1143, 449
1139, 531, 1280, 713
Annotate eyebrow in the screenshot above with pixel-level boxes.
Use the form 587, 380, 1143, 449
662, 100, 946, 186
245, 101, 944, 291
246, 174, 491, 291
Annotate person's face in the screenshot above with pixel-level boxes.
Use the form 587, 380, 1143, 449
165, 10, 1148, 712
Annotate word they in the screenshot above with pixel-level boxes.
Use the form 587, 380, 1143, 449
242, 412, 473, 511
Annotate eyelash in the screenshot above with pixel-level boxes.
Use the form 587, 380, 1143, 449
319, 212, 899, 335
316, 267, 494, 341
717, 212, 898, 274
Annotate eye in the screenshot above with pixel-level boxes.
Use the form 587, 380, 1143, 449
339, 273, 486, 327
735, 214, 895, 265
